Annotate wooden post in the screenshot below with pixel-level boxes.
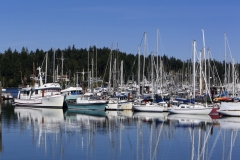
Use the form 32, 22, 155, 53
42, 90, 44, 97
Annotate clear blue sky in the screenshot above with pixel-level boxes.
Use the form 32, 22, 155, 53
1, 1, 240, 62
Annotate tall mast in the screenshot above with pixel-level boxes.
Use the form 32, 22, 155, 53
92, 47, 94, 86
88, 44, 90, 89
156, 29, 159, 93
53, 49, 55, 82
113, 58, 117, 91
208, 48, 211, 90
108, 47, 113, 92
193, 40, 196, 100
199, 51, 202, 95
120, 60, 123, 92
96, 46, 98, 86
232, 58, 235, 97
202, 29, 207, 94
45, 52, 48, 84
151, 52, 154, 98
142, 32, 146, 94
138, 45, 141, 95
92, 58, 94, 91
224, 33, 227, 86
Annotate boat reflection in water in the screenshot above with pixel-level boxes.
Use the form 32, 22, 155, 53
133, 111, 168, 121
105, 110, 133, 119
218, 117, 240, 130
14, 106, 65, 158
64, 109, 107, 128
216, 117, 240, 160
167, 114, 214, 160
167, 114, 214, 127
3, 101, 240, 160
15, 107, 64, 123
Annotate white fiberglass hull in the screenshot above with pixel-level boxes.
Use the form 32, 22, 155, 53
14, 95, 64, 108
106, 103, 120, 110
118, 102, 133, 110
133, 104, 164, 112
217, 110, 240, 117
168, 108, 212, 115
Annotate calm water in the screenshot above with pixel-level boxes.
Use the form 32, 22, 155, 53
0, 90, 240, 160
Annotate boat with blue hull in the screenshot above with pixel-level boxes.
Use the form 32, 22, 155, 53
65, 109, 106, 118
66, 94, 108, 110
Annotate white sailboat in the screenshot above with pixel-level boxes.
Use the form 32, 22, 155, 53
168, 39, 212, 115
133, 101, 164, 112
106, 53, 132, 110
133, 34, 164, 112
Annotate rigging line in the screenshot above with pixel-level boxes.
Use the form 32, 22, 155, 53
40, 52, 47, 70
101, 47, 112, 87
151, 120, 165, 160
226, 36, 234, 62
208, 128, 221, 159
228, 130, 238, 160
208, 51, 223, 87
198, 124, 213, 159
139, 32, 146, 48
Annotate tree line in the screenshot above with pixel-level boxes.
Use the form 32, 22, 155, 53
0, 45, 237, 88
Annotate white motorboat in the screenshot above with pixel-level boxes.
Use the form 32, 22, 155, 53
217, 102, 240, 116
168, 103, 212, 115
13, 67, 64, 108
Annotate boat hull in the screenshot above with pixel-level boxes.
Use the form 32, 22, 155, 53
106, 101, 133, 110
133, 104, 164, 112
67, 103, 107, 110
217, 110, 240, 117
13, 95, 64, 108
168, 108, 212, 115
118, 102, 133, 110
106, 103, 120, 110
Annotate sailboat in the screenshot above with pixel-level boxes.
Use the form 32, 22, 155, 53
133, 33, 165, 112
105, 49, 132, 110
168, 39, 212, 115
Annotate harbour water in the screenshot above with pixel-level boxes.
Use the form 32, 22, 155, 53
0, 90, 240, 159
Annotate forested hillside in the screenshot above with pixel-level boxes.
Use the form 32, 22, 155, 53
0, 45, 236, 88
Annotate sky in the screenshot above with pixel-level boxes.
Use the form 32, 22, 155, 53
1, 1, 240, 62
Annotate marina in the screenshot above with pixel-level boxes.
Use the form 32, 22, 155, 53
1, 100, 240, 159
0, 2, 240, 160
